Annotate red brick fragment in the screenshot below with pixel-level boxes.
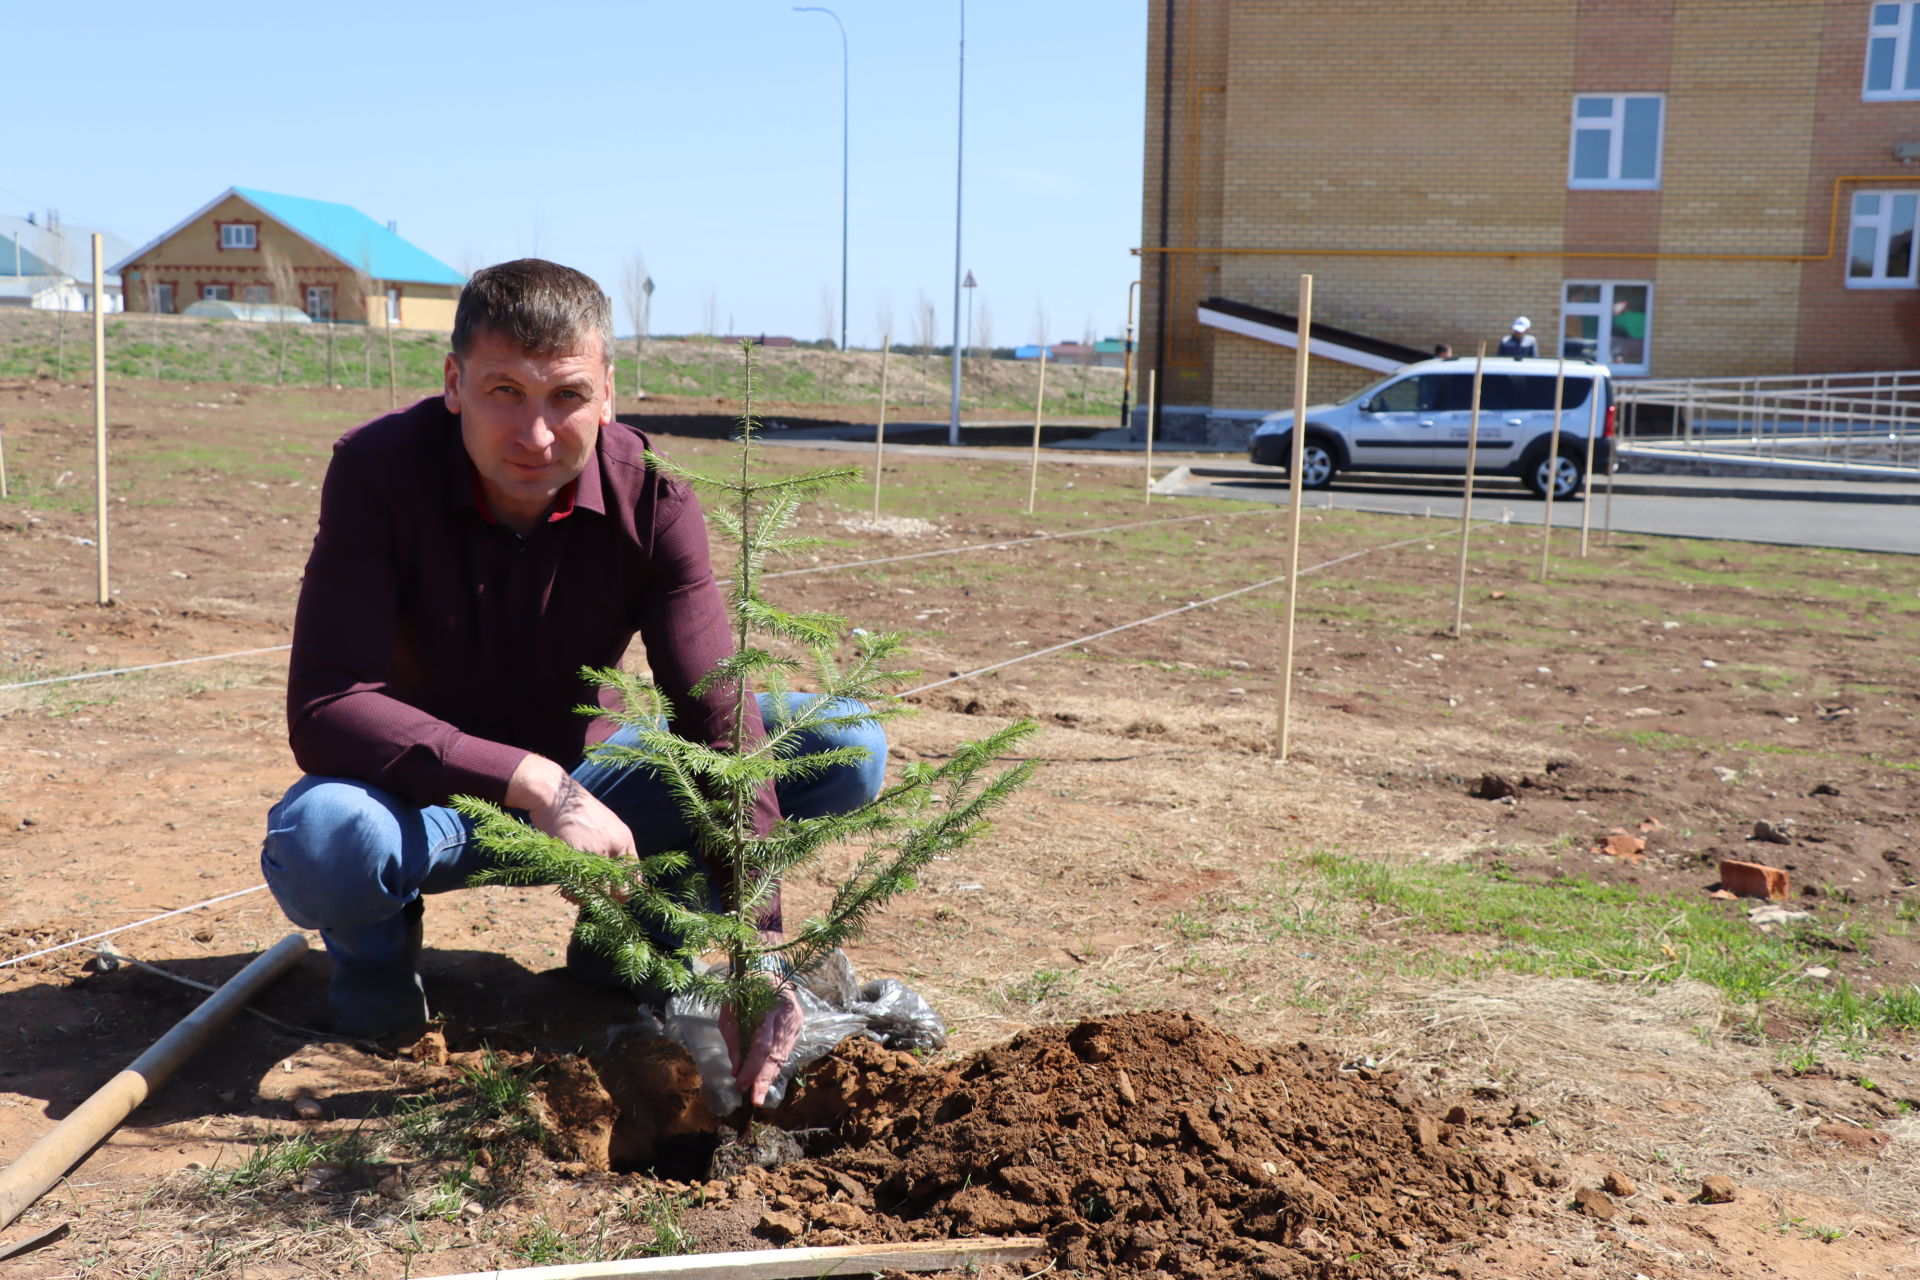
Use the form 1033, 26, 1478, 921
1719, 859, 1790, 902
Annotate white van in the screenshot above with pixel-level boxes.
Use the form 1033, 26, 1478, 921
1247, 356, 1616, 499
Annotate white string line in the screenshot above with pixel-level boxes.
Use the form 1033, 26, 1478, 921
903, 533, 1434, 697
0, 525, 1418, 969
0, 885, 269, 969
0, 645, 294, 693
0, 509, 1275, 695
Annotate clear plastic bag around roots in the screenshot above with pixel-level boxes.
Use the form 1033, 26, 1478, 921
659, 949, 948, 1116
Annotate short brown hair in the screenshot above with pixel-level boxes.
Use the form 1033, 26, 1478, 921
451, 258, 615, 366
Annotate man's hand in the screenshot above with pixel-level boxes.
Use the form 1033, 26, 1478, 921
721, 979, 805, 1109
506, 755, 637, 898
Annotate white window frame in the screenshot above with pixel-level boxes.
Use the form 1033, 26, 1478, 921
386, 287, 401, 324
202, 283, 231, 301
306, 285, 334, 320
1847, 190, 1920, 287
1560, 280, 1653, 377
153, 283, 174, 314
242, 283, 271, 304
1568, 94, 1664, 190
219, 223, 257, 250
1865, 3, 1920, 100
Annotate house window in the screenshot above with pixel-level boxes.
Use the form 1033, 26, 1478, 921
153, 283, 174, 314
242, 284, 271, 304
306, 285, 334, 321
218, 223, 258, 250
1866, 3, 1920, 100
1847, 190, 1919, 286
1568, 94, 1664, 189
1561, 281, 1651, 376
202, 283, 231, 301
386, 287, 401, 324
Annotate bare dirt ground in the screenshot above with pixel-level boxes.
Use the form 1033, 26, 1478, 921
2, 374, 1918, 1278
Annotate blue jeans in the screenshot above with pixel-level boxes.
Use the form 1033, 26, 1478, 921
261, 694, 887, 973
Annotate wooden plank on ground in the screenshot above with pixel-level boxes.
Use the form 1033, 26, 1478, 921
425, 1235, 1048, 1280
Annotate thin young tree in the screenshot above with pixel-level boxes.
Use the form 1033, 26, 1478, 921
873, 294, 894, 354
352, 257, 375, 390
817, 285, 836, 350
975, 302, 993, 365
702, 290, 720, 337
262, 246, 300, 385
46, 220, 69, 381
913, 289, 936, 366
455, 342, 1037, 1122
621, 252, 650, 397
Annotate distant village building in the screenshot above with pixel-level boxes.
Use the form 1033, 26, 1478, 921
112, 188, 464, 331
1139, 1, 1920, 443
0, 211, 133, 312
1014, 341, 1129, 367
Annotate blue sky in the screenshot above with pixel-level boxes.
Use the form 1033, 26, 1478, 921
9, 2, 1146, 349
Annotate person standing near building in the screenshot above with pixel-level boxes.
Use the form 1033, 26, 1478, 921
1498, 317, 1538, 358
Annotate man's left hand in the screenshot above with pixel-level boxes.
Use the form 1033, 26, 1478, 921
720, 977, 804, 1109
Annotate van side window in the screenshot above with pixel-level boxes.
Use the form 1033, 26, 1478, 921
1507, 376, 1594, 411
1475, 375, 1516, 413
1372, 377, 1424, 413
1435, 374, 1479, 411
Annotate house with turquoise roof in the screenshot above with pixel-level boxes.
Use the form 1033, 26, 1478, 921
111, 188, 465, 330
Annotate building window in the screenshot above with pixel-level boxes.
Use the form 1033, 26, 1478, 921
1568, 94, 1663, 189
1866, 3, 1920, 100
386, 287, 401, 324
202, 283, 231, 301
218, 223, 258, 250
242, 284, 271, 304
1561, 281, 1651, 376
153, 283, 174, 314
306, 285, 334, 321
1847, 190, 1919, 286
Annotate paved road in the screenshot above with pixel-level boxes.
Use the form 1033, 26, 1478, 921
1152, 464, 1920, 556
754, 431, 1920, 555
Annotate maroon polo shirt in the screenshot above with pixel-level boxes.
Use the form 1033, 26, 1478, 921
286, 395, 779, 844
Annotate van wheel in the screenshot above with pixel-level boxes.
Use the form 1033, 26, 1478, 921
1298, 440, 1336, 489
1526, 451, 1584, 500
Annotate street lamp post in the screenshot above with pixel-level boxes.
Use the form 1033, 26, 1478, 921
794, 6, 849, 353
947, 0, 967, 445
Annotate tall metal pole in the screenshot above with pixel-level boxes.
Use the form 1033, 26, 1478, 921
796, 8, 850, 354
1120, 279, 1141, 431
947, 0, 966, 446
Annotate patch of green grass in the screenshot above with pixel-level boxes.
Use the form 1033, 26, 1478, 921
1302, 852, 1920, 1041
627, 1190, 698, 1256
390, 1049, 545, 1166
197, 1129, 370, 1197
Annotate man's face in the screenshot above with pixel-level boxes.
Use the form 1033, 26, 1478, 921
444, 328, 613, 532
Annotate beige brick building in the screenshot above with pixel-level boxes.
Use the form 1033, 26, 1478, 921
1140, 1, 1920, 442
113, 188, 463, 332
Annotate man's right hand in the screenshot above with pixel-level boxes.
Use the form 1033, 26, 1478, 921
507, 755, 638, 892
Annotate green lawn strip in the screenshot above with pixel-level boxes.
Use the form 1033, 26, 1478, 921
1297, 851, 1920, 1042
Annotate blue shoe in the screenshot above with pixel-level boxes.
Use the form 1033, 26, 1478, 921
325, 898, 429, 1040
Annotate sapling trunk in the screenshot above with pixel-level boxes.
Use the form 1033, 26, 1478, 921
456, 340, 1037, 1126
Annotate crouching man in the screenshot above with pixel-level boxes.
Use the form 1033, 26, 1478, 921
261, 259, 883, 1103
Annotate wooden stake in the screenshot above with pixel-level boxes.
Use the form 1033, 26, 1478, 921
1578, 385, 1600, 557
0, 934, 309, 1233
1603, 399, 1619, 546
1144, 369, 1158, 503
871, 335, 890, 518
92, 235, 108, 605
0, 420, 9, 500
1451, 344, 1486, 638
1026, 345, 1049, 514
1277, 273, 1311, 762
423, 1236, 1047, 1280
1539, 358, 1565, 582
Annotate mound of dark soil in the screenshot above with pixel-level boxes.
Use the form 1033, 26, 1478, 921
742, 1010, 1557, 1278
